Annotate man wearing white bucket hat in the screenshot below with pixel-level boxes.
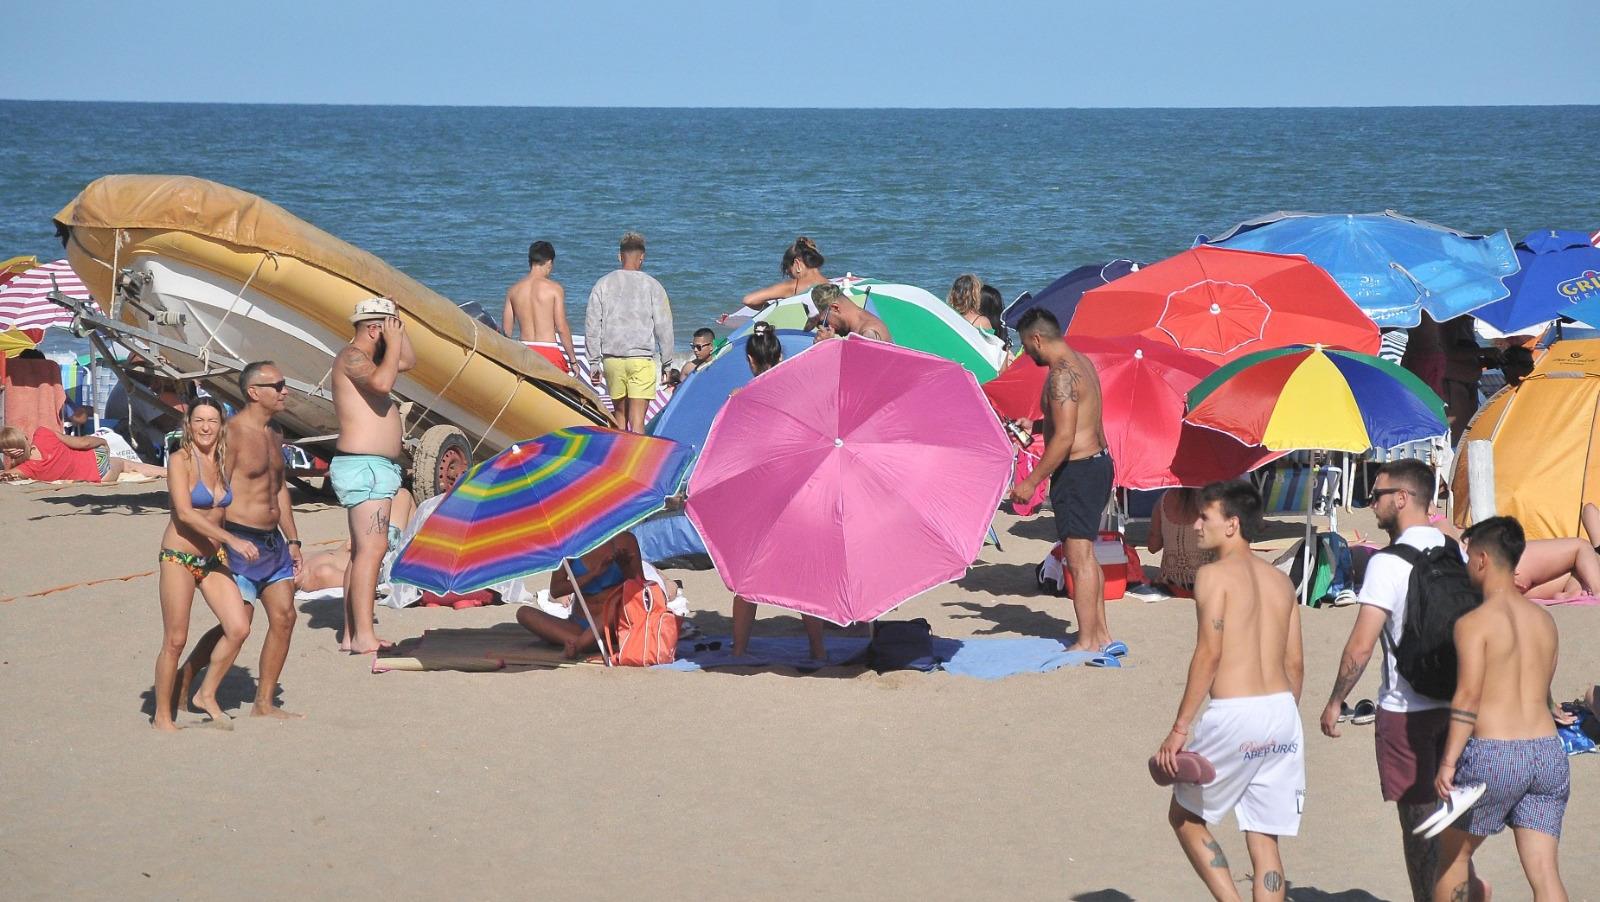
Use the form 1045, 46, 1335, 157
332, 297, 415, 654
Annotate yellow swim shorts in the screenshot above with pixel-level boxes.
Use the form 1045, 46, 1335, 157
602, 356, 659, 400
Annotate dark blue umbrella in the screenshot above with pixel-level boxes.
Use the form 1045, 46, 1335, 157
1001, 259, 1140, 331
646, 329, 815, 460
1471, 230, 1600, 333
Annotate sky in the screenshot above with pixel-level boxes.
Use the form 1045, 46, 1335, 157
3, 1, 1596, 108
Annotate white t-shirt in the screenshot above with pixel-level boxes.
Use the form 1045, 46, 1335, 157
1357, 525, 1455, 713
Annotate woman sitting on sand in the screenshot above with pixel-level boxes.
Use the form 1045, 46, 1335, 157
515, 531, 648, 658
1146, 487, 1213, 597
947, 274, 993, 333
740, 236, 828, 310
152, 399, 257, 731
730, 323, 829, 659
0, 424, 165, 484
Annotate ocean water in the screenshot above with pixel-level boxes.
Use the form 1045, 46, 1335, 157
3, 102, 1598, 347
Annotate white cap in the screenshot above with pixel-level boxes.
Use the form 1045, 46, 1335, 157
350, 297, 397, 324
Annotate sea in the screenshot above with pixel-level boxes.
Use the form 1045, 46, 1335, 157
3, 101, 1598, 351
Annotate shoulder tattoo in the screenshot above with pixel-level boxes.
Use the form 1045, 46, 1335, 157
1047, 360, 1082, 404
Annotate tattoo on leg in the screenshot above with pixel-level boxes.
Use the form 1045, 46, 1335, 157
1262, 870, 1282, 892
1203, 838, 1227, 869
1449, 881, 1469, 902
367, 508, 389, 536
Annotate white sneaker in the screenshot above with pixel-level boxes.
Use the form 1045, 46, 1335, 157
1412, 783, 1486, 839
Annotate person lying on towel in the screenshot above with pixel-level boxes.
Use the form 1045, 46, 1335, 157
0, 425, 165, 483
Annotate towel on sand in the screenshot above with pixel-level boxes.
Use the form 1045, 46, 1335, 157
2, 358, 67, 440
656, 635, 1125, 679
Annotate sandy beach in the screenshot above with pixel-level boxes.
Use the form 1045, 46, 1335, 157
2, 480, 1595, 901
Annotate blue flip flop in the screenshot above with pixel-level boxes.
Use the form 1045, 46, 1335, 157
1101, 640, 1129, 658
1085, 653, 1121, 668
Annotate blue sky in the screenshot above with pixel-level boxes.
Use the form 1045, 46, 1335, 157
5, 1, 1596, 107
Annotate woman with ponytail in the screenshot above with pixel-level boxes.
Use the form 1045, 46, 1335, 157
740, 236, 830, 310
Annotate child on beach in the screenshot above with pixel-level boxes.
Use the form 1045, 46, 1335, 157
152, 398, 256, 730
1155, 480, 1304, 902
1433, 516, 1570, 901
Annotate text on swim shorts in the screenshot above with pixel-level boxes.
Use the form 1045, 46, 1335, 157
1239, 740, 1300, 761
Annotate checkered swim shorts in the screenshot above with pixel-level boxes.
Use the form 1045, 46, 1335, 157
1454, 735, 1569, 838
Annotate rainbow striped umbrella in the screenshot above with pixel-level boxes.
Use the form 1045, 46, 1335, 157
1185, 345, 1446, 453
390, 426, 693, 595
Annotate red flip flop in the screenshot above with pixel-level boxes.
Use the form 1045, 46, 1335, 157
1149, 751, 1216, 786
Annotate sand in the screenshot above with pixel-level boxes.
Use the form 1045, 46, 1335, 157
1, 480, 1595, 901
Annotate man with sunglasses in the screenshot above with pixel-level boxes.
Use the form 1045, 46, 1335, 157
679, 328, 718, 378
179, 359, 305, 719
1320, 458, 1468, 901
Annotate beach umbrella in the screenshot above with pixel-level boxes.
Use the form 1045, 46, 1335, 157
1067, 247, 1380, 365
1197, 211, 1520, 329
686, 336, 1012, 625
1469, 230, 1600, 334
390, 426, 693, 660
1, 328, 40, 358
1185, 345, 1446, 453
646, 329, 814, 458
1000, 259, 1140, 331
0, 259, 97, 331
746, 278, 1008, 382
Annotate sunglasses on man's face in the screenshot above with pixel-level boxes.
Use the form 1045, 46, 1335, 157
691, 343, 713, 351
1370, 487, 1412, 501
251, 380, 288, 393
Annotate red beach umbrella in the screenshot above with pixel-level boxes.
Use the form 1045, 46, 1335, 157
1066, 247, 1380, 365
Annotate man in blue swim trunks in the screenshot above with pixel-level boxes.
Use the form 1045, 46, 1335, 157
332, 298, 415, 654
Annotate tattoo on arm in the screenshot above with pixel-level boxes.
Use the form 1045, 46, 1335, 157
1327, 654, 1367, 705
1047, 362, 1083, 404
342, 348, 375, 384
1262, 870, 1282, 893
1203, 838, 1227, 869
1449, 708, 1477, 725
1450, 881, 1470, 902
1211, 617, 1224, 632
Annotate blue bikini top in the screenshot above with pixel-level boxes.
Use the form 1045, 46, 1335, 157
191, 476, 233, 510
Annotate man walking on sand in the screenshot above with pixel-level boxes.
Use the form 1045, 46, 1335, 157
1007, 308, 1116, 654
1434, 516, 1570, 901
1320, 458, 1460, 901
584, 232, 673, 432
503, 240, 577, 374
179, 360, 305, 719
332, 298, 415, 654
1155, 480, 1305, 902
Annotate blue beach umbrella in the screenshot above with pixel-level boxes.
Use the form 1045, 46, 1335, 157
1470, 230, 1600, 333
646, 329, 815, 459
1001, 259, 1141, 331
1198, 211, 1520, 329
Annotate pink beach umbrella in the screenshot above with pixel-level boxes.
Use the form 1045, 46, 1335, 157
685, 336, 1013, 625
0, 260, 97, 331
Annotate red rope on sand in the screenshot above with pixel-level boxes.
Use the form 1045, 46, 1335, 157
0, 538, 343, 603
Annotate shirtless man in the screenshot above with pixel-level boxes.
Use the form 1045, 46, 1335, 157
1155, 480, 1305, 902
806, 283, 891, 343
1434, 516, 1570, 902
1007, 308, 1115, 653
332, 298, 416, 654
179, 361, 305, 719
502, 240, 576, 374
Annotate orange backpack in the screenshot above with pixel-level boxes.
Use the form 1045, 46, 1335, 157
602, 578, 679, 666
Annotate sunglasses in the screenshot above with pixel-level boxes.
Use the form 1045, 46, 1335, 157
1370, 487, 1413, 501
691, 342, 713, 351
251, 380, 287, 393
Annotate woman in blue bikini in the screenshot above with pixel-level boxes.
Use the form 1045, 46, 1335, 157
516, 531, 647, 659
153, 398, 258, 731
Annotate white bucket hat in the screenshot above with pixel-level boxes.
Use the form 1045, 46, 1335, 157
350, 297, 397, 324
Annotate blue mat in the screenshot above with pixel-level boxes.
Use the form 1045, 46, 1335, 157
655, 635, 1125, 679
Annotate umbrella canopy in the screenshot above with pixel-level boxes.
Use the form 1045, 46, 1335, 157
390, 426, 693, 595
1067, 246, 1380, 365
745, 278, 1008, 382
982, 339, 1279, 489
1185, 345, 1446, 453
1000, 259, 1141, 331
1198, 211, 1520, 329
1470, 230, 1600, 333
1, 328, 40, 358
686, 336, 1012, 625
647, 328, 815, 458
0, 259, 96, 330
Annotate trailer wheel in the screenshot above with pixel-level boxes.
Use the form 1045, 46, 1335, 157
413, 425, 471, 502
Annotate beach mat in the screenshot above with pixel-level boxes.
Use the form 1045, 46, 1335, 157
372, 624, 599, 673
656, 636, 1125, 679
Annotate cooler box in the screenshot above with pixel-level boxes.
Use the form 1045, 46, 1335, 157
1039, 531, 1139, 600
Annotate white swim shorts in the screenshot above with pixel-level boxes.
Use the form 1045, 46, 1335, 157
1174, 691, 1306, 836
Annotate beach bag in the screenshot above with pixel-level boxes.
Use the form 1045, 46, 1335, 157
868, 619, 938, 673
603, 578, 678, 666
1380, 539, 1481, 701
1278, 532, 1353, 606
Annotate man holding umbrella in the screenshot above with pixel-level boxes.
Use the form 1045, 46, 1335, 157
1009, 309, 1117, 655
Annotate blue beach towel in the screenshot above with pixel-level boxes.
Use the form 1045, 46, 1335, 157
655, 635, 1126, 679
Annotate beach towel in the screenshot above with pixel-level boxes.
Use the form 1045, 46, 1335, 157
655, 636, 1126, 678
2, 357, 66, 439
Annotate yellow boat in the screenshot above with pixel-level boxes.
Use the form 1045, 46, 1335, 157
54, 175, 611, 497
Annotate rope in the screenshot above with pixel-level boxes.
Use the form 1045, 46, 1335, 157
404, 319, 481, 441
475, 375, 522, 454
194, 251, 276, 361
0, 536, 346, 604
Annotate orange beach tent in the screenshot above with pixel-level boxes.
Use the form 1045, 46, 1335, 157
1451, 340, 1600, 539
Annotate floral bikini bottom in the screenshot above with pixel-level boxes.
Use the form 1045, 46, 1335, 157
158, 547, 229, 583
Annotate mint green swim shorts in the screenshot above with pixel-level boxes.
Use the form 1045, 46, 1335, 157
330, 454, 403, 508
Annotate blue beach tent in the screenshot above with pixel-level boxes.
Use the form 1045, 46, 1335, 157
646, 329, 815, 460
1471, 230, 1600, 333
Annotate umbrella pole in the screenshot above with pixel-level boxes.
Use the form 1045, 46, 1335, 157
563, 558, 613, 668
1299, 454, 1316, 606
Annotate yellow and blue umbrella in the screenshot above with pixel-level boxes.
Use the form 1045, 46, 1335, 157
1184, 345, 1446, 453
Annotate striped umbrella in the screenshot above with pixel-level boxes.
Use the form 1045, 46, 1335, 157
0, 260, 97, 330
390, 426, 693, 596
1185, 345, 1446, 453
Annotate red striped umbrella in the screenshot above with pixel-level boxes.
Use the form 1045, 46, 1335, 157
0, 260, 98, 330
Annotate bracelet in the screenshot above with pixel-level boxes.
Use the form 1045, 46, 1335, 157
1171, 725, 1189, 735
287, 539, 303, 547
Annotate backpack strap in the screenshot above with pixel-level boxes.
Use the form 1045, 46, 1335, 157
1378, 543, 1423, 566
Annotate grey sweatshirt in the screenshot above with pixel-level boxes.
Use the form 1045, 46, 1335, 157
584, 269, 674, 365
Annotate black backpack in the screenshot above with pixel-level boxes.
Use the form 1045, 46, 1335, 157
1380, 538, 1482, 701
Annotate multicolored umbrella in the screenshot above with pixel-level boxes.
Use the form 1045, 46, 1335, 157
1470, 230, 1600, 333
1198, 211, 1520, 328
390, 426, 693, 594
742, 278, 1008, 382
1067, 247, 1380, 365
0, 259, 97, 330
1185, 345, 1447, 453
686, 337, 1012, 625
